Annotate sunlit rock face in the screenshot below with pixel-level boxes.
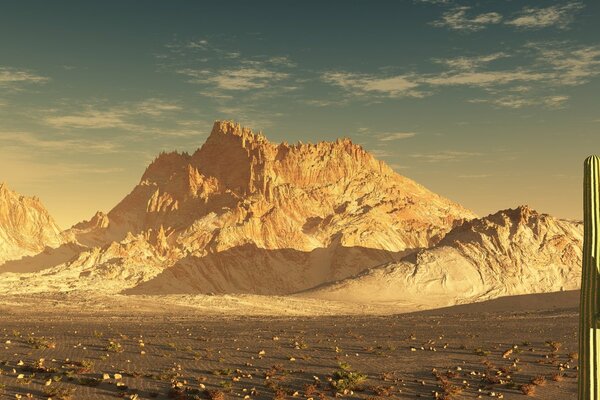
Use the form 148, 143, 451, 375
0, 183, 65, 264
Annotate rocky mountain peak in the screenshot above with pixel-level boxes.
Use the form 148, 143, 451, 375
0, 183, 64, 264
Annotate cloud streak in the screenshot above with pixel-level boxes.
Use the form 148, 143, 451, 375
45, 99, 182, 130
377, 132, 417, 141
432, 6, 502, 32
0, 67, 48, 87
322, 42, 600, 108
178, 67, 289, 91
506, 2, 584, 29
432, 2, 584, 32
322, 72, 423, 98
411, 151, 482, 163
0, 131, 123, 153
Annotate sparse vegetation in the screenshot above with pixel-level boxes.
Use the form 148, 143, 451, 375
530, 375, 546, 386
520, 383, 536, 396
43, 384, 76, 400
27, 336, 56, 349
331, 362, 367, 393
105, 339, 124, 352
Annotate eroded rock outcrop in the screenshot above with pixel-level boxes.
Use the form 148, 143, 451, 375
0, 183, 65, 264
301, 206, 582, 308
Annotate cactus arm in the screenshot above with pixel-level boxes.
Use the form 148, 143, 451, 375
579, 155, 600, 399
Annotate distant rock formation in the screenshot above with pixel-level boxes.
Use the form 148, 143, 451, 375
0, 183, 64, 264
301, 206, 582, 309
1, 121, 475, 294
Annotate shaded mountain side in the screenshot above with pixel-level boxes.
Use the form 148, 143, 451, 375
0, 243, 85, 273
0, 183, 65, 265
124, 243, 410, 295
299, 206, 582, 308
0, 237, 408, 296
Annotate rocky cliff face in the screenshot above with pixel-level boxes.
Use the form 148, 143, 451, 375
0, 183, 64, 264
302, 206, 582, 308
71, 121, 475, 253
4, 121, 476, 294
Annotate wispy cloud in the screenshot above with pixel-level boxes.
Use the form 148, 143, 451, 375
411, 151, 482, 163
136, 99, 181, 116
178, 67, 289, 90
46, 110, 133, 129
0, 67, 48, 88
436, 52, 508, 71
0, 151, 125, 189
322, 72, 423, 98
323, 42, 600, 109
529, 43, 600, 85
164, 38, 296, 94
0, 131, 122, 153
432, 2, 584, 32
163, 38, 297, 129
388, 163, 411, 170
45, 98, 181, 130
432, 6, 502, 32
424, 70, 547, 87
458, 174, 491, 179
470, 94, 569, 109
506, 2, 584, 29
369, 149, 395, 158
377, 132, 417, 141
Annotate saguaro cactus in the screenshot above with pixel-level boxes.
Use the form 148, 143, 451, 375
580, 155, 600, 399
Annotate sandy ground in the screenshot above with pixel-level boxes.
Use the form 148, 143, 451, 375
0, 291, 580, 399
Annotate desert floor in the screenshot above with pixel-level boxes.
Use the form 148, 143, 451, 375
0, 291, 579, 399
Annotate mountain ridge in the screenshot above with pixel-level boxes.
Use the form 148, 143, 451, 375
300, 205, 582, 308
0, 121, 583, 312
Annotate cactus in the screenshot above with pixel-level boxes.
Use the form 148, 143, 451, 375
580, 155, 600, 399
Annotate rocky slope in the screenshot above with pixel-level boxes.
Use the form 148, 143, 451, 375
0, 183, 65, 265
1, 121, 476, 295
301, 206, 583, 309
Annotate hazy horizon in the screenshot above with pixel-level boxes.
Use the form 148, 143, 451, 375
1, 0, 598, 227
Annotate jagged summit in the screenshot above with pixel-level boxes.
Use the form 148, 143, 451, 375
0, 183, 64, 264
69, 120, 475, 250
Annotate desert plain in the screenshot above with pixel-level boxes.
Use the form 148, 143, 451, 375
0, 290, 580, 400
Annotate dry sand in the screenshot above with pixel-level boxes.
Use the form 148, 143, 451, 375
0, 290, 579, 399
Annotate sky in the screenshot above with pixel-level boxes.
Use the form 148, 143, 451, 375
0, 0, 598, 228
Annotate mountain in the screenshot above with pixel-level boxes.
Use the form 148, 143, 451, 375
0, 183, 65, 265
301, 206, 582, 309
0, 121, 476, 295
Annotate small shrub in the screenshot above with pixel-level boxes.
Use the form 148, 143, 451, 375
27, 336, 56, 349
105, 340, 124, 353
331, 363, 367, 393
546, 341, 562, 352
44, 384, 76, 400
520, 384, 536, 396
531, 375, 546, 386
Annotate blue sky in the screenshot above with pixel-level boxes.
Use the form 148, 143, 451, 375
0, 0, 598, 227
